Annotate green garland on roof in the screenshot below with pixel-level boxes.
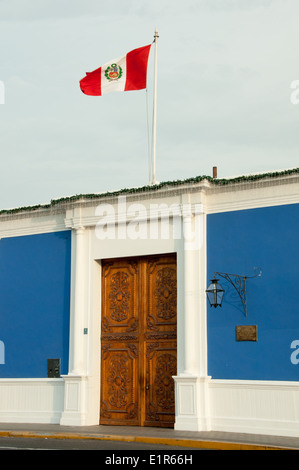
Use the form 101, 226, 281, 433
1, 167, 299, 216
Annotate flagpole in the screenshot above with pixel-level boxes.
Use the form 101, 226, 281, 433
151, 27, 159, 185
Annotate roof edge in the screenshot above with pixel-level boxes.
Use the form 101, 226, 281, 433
1, 166, 299, 217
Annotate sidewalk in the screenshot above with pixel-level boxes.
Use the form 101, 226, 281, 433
0, 423, 297, 450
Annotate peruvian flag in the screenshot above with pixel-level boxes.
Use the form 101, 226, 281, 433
80, 44, 151, 96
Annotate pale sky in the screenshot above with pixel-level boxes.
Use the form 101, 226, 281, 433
0, 0, 298, 209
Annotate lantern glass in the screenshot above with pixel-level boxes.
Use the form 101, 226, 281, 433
206, 278, 225, 308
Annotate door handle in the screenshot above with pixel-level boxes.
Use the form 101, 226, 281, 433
146, 384, 149, 390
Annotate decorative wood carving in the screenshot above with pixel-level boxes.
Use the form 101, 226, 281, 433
107, 354, 130, 408
109, 271, 130, 322
101, 254, 177, 427
155, 267, 177, 321
154, 353, 176, 409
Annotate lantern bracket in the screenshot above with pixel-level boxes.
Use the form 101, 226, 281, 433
212, 267, 262, 317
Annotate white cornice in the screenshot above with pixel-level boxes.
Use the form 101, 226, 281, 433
0, 172, 298, 237
0, 222, 68, 239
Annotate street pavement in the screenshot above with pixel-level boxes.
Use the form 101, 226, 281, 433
0, 423, 297, 450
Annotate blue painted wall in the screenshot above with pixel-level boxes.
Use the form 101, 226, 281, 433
207, 203, 299, 381
0, 231, 71, 378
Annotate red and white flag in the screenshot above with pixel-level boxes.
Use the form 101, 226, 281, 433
80, 44, 151, 96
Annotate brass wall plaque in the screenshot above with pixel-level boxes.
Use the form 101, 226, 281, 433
236, 325, 257, 342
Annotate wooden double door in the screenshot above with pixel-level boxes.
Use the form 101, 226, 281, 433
100, 254, 177, 427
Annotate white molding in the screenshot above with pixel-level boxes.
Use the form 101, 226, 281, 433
0, 175, 298, 237
207, 193, 299, 214
174, 375, 211, 431
209, 379, 299, 437
0, 222, 67, 239
0, 378, 64, 424
206, 178, 299, 214
174, 376, 299, 436
60, 375, 98, 426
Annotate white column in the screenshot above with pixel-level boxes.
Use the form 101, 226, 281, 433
70, 226, 86, 375
61, 225, 90, 426
183, 211, 200, 375
174, 204, 211, 431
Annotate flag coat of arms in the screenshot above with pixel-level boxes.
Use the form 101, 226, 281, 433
80, 44, 151, 96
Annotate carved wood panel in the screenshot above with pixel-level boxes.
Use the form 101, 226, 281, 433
101, 254, 177, 427
144, 341, 177, 427
101, 259, 139, 334
100, 341, 139, 425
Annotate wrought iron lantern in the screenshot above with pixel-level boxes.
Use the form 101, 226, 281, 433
206, 278, 225, 308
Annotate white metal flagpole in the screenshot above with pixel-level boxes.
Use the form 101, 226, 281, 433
151, 27, 159, 185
